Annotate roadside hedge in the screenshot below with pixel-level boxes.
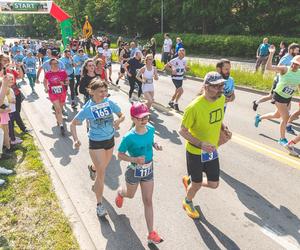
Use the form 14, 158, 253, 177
153, 33, 300, 59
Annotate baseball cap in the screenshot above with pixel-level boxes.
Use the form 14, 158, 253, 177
97, 47, 104, 54
291, 55, 300, 65
130, 102, 150, 118
103, 43, 108, 47
51, 49, 59, 57
26, 50, 33, 55
204, 72, 226, 85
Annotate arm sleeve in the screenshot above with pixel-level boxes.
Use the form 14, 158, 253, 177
118, 136, 129, 153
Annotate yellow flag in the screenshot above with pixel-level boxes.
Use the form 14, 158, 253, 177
82, 16, 93, 38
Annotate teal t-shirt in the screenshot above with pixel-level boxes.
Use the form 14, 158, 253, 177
259, 43, 270, 57
118, 124, 155, 163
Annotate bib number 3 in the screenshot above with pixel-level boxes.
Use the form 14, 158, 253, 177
201, 150, 218, 162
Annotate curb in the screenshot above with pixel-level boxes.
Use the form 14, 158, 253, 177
157, 69, 300, 103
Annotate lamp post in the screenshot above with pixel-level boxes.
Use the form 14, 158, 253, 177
161, 0, 164, 34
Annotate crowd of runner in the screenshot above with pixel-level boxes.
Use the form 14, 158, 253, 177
0, 33, 299, 245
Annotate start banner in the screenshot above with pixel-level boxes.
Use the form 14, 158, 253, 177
0, 1, 52, 14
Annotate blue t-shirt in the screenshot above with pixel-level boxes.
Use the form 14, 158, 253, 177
224, 76, 235, 97
278, 54, 293, 66
118, 124, 155, 163
11, 45, 24, 56
22, 56, 37, 74
13, 54, 25, 63
175, 42, 184, 54
75, 98, 121, 141
258, 43, 270, 57
73, 54, 89, 75
42, 59, 65, 72
59, 57, 74, 76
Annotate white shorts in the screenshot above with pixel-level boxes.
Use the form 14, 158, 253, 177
142, 83, 154, 93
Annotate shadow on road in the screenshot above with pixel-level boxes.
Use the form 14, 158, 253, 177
150, 111, 182, 145
105, 155, 122, 191
40, 126, 77, 166
99, 198, 146, 250
221, 170, 300, 246
193, 206, 240, 250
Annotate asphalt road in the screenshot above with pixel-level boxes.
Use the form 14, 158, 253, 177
16, 63, 300, 250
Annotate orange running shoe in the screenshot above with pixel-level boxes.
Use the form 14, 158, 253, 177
115, 191, 124, 208
148, 230, 164, 244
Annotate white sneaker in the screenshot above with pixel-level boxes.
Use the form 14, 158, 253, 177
0, 179, 5, 186
11, 138, 23, 145
0, 167, 13, 175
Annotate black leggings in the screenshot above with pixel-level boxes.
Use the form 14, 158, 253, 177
128, 76, 142, 98
68, 74, 75, 100
75, 75, 81, 96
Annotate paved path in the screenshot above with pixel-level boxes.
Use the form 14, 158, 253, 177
18, 63, 300, 250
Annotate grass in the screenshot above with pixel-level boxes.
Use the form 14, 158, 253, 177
0, 128, 79, 250
155, 60, 275, 91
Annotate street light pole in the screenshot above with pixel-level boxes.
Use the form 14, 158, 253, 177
161, 0, 164, 34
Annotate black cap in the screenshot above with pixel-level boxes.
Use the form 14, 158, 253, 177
51, 49, 59, 57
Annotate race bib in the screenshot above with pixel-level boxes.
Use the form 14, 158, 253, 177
91, 102, 112, 120
201, 150, 218, 162
51, 86, 63, 94
145, 79, 153, 84
282, 86, 294, 96
27, 67, 35, 73
134, 162, 153, 178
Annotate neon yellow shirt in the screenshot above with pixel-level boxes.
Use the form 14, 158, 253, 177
182, 95, 225, 155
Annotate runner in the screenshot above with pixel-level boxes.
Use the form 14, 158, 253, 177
179, 72, 227, 219
71, 79, 124, 217
13, 49, 25, 81
116, 43, 130, 86
136, 54, 158, 109
255, 46, 300, 146
2, 42, 10, 56
43, 58, 69, 136
22, 50, 38, 94
73, 48, 89, 96
252, 43, 299, 111
164, 48, 189, 111
95, 58, 107, 81
216, 59, 235, 110
60, 49, 77, 109
103, 43, 112, 82
115, 102, 163, 244
125, 50, 144, 103
79, 59, 97, 103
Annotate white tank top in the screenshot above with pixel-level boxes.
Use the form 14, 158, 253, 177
144, 66, 154, 84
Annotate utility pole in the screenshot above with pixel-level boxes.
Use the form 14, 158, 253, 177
161, 0, 164, 34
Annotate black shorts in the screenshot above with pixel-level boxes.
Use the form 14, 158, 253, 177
89, 137, 115, 150
186, 151, 220, 183
272, 92, 291, 104
172, 79, 183, 89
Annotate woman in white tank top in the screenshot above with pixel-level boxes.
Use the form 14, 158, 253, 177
136, 54, 158, 109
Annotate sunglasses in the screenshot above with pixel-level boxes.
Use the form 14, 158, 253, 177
134, 115, 149, 121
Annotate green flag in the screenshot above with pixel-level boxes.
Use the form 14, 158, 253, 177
60, 18, 73, 47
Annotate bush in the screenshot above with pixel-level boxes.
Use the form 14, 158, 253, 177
154, 33, 300, 59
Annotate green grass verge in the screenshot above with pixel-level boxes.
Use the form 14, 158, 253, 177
155, 60, 275, 91
0, 128, 79, 250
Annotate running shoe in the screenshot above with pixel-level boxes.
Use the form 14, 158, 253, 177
174, 104, 179, 111
60, 126, 65, 136
0, 167, 13, 175
285, 142, 299, 157
168, 101, 174, 109
115, 191, 124, 208
182, 198, 200, 219
286, 124, 296, 135
96, 203, 107, 217
278, 138, 288, 146
11, 138, 23, 145
0, 179, 5, 186
252, 101, 258, 111
182, 175, 190, 192
148, 230, 164, 245
88, 165, 96, 181
254, 114, 261, 127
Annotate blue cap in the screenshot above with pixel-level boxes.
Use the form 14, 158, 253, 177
204, 72, 225, 85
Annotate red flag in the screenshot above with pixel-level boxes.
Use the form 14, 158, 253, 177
50, 2, 70, 22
